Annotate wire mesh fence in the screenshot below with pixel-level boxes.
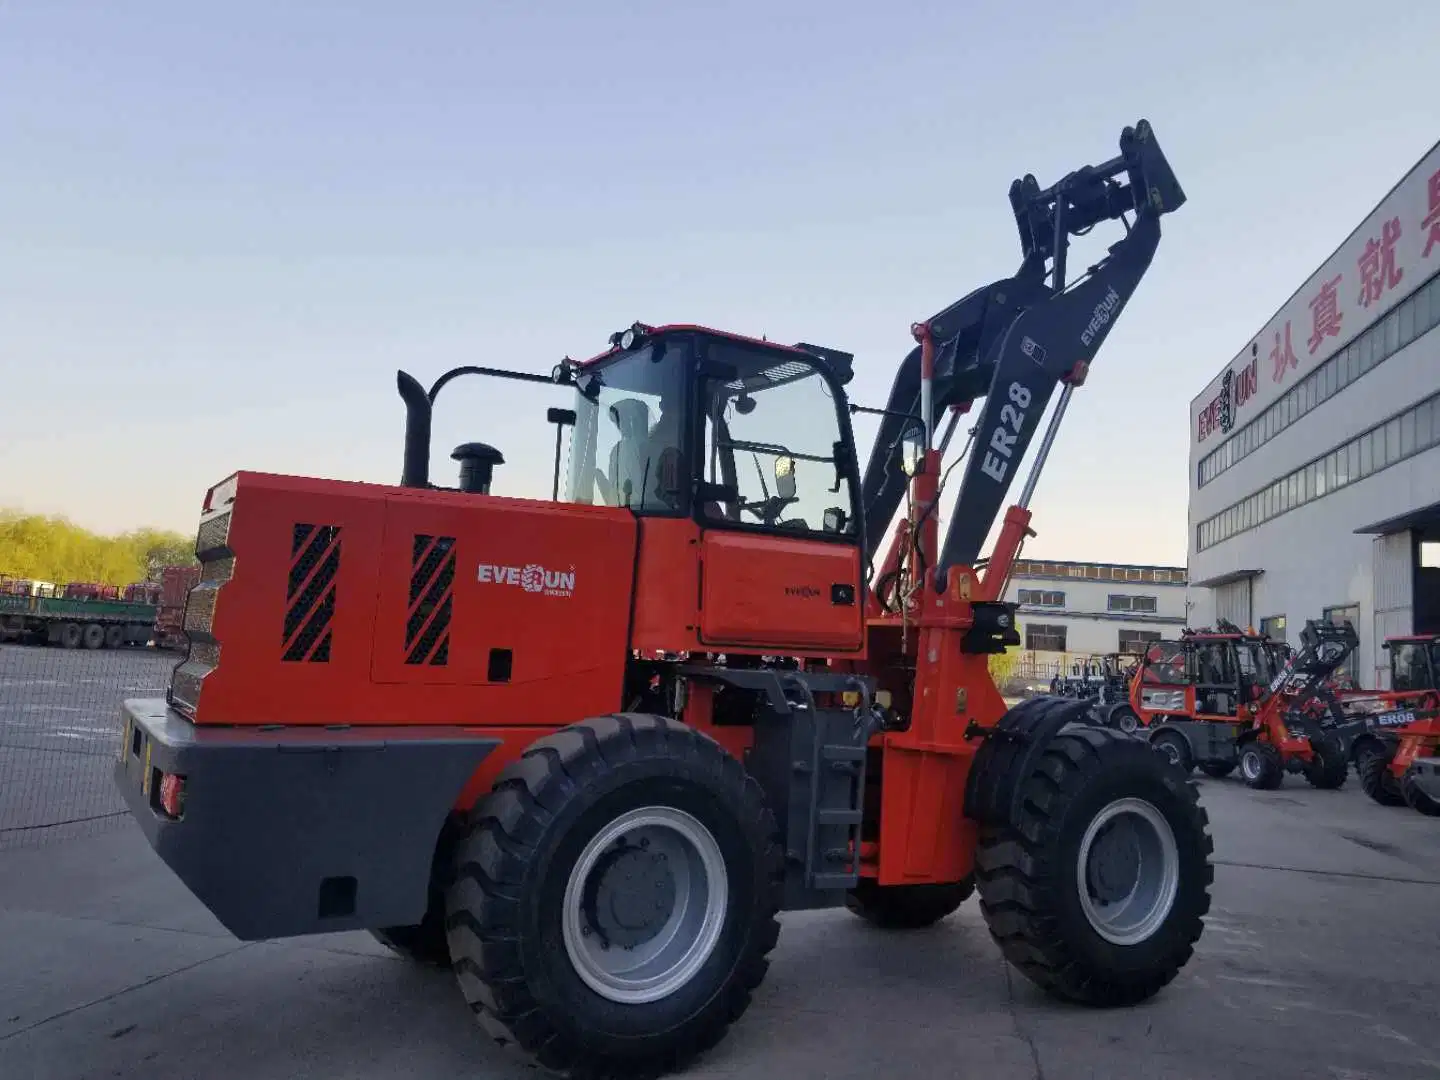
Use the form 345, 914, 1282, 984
0, 640, 179, 852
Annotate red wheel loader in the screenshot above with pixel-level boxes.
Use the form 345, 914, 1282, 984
113, 121, 1211, 1078
1343, 635, 1440, 816
1125, 618, 1355, 789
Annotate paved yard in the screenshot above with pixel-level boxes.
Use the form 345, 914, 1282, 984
3, 645, 1440, 1079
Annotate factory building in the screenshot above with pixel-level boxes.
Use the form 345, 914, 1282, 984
1003, 558, 1188, 680
1187, 140, 1440, 688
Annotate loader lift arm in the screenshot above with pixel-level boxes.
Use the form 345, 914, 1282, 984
860, 119, 1185, 587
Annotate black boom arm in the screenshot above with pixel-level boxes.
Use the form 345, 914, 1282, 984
859, 120, 1185, 573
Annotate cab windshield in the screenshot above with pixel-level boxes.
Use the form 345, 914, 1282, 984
696, 339, 856, 537
1236, 640, 1277, 687
1392, 640, 1440, 692
564, 338, 688, 511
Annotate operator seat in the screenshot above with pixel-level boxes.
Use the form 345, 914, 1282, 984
644, 404, 684, 509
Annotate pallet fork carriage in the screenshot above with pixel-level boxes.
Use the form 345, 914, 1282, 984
114, 121, 1214, 1078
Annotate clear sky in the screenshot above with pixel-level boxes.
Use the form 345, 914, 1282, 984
2, 0, 1437, 566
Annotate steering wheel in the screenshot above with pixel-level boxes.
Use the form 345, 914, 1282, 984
740, 494, 797, 526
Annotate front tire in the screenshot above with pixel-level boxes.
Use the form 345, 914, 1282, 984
1401, 769, 1440, 817
1356, 741, 1405, 806
1303, 733, 1348, 790
846, 877, 975, 929
974, 724, 1213, 1006
445, 714, 782, 1079
1239, 742, 1283, 790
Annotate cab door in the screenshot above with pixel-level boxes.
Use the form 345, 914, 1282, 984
693, 341, 864, 654
1136, 640, 1192, 720
699, 529, 862, 652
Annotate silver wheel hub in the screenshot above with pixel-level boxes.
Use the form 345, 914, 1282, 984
1241, 750, 1262, 780
1076, 797, 1180, 946
562, 806, 727, 1004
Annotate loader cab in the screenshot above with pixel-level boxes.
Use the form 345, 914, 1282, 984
1386, 636, 1440, 692
563, 326, 867, 655
1132, 632, 1279, 721
564, 328, 863, 541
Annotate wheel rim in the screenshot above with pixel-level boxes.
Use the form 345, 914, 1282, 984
561, 805, 728, 1005
1076, 797, 1180, 947
1158, 739, 1181, 766
1241, 749, 1262, 780
1118, 713, 1138, 734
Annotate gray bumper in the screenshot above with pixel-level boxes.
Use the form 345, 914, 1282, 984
114, 699, 500, 941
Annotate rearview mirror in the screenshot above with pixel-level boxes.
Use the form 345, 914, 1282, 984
899, 425, 926, 477
774, 455, 796, 500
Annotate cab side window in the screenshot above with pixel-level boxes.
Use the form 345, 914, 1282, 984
697, 349, 855, 538
1392, 643, 1426, 692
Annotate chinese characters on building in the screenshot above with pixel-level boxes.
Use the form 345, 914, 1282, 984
1357, 217, 1404, 309
1425, 169, 1440, 259
1197, 162, 1440, 444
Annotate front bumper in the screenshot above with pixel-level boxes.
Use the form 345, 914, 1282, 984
114, 699, 500, 941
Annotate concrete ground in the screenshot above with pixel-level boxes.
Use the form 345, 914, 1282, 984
4, 646, 1440, 1079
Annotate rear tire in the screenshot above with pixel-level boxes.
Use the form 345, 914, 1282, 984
1239, 742, 1283, 790
1303, 733, 1348, 790
82, 623, 105, 650
60, 622, 83, 649
1108, 706, 1140, 735
371, 922, 451, 967
1356, 742, 1405, 807
846, 877, 974, 929
1149, 729, 1193, 775
1198, 761, 1236, 778
372, 818, 461, 968
974, 724, 1213, 1007
104, 625, 125, 649
444, 714, 781, 1079
1401, 770, 1440, 817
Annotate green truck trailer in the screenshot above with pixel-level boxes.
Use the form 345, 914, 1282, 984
0, 592, 159, 649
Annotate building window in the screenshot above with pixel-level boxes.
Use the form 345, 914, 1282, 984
1197, 268, 1440, 489
1260, 615, 1287, 642
1018, 589, 1065, 607
1026, 623, 1067, 652
1119, 629, 1162, 655
1196, 385, 1440, 551
1107, 594, 1158, 613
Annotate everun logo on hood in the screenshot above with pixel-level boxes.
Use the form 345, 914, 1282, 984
1080, 286, 1122, 347
478, 562, 576, 598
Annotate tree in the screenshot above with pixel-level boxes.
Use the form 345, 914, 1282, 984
0, 509, 195, 585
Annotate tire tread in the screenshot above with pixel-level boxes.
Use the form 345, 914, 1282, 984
445, 713, 782, 1079
974, 724, 1213, 1007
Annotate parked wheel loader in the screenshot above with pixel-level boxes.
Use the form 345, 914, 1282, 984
1126, 618, 1354, 789
112, 121, 1212, 1079
1343, 635, 1440, 816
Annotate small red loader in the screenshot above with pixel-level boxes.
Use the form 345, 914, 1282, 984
1343, 635, 1440, 816
1122, 618, 1354, 790
114, 121, 1213, 1078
